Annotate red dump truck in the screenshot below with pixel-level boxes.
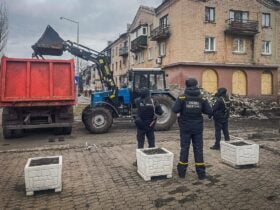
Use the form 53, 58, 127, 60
0, 57, 76, 138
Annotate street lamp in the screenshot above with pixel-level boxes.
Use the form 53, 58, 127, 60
60, 16, 80, 73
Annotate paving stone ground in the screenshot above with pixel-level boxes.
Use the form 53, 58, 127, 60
0, 119, 280, 210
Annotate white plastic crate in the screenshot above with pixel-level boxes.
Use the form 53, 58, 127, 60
136, 147, 173, 181
24, 156, 62, 196
221, 140, 259, 166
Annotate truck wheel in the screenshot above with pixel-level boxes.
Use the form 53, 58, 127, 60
13, 129, 24, 138
153, 95, 176, 131
83, 107, 113, 134
54, 128, 63, 135
3, 128, 12, 139
62, 127, 72, 135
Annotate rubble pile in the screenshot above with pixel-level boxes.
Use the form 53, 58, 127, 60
202, 91, 280, 119
169, 86, 279, 119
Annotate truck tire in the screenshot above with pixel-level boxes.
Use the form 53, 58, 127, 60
83, 107, 113, 134
62, 127, 72, 135
153, 95, 176, 131
13, 129, 24, 138
3, 128, 12, 139
54, 127, 72, 135
54, 128, 63, 135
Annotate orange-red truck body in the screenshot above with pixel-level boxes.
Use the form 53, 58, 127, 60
0, 57, 76, 107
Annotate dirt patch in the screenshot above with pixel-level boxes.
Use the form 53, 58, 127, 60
178, 193, 198, 204
143, 148, 167, 155
205, 175, 220, 187
241, 188, 252, 193
30, 157, 59, 167
58, 137, 65, 142
48, 138, 55, 143
168, 186, 189, 195
74, 104, 88, 117
230, 141, 251, 146
14, 184, 25, 192
154, 197, 175, 208
192, 181, 203, 186
266, 195, 277, 201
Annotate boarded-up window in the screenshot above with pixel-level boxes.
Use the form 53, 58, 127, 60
202, 69, 218, 93
232, 70, 247, 96
261, 72, 273, 95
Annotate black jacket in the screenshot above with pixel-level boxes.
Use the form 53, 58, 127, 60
172, 87, 212, 134
213, 89, 230, 122
135, 96, 163, 129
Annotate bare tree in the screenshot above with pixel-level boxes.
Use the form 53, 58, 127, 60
0, 3, 8, 53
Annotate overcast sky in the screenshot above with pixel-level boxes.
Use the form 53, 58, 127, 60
2, 0, 162, 59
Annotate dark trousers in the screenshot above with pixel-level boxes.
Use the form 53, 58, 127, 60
214, 120, 230, 146
179, 130, 205, 175
137, 128, 155, 149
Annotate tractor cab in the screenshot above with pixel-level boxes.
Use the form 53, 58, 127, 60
127, 68, 169, 102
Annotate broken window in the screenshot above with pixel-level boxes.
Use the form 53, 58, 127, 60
261, 72, 273, 95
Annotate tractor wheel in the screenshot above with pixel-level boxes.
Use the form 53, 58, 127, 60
82, 105, 91, 125
83, 107, 113, 134
153, 95, 176, 131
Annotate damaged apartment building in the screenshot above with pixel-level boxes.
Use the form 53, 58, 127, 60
103, 0, 280, 98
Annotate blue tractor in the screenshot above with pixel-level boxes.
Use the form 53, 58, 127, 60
32, 25, 177, 133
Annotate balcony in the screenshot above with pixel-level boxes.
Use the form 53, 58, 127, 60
130, 35, 147, 52
119, 47, 128, 56
225, 19, 259, 36
150, 25, 171, 41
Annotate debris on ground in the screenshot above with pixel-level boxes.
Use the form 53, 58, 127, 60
169, 86, 280, 119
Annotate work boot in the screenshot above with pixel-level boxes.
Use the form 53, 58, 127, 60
133, 161, 137, 167
177, 164, 187, 178
210, 145, 220, 150
197, 173, 206, 180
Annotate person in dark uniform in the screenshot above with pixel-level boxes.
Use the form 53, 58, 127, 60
210, 88, 231, 150
138, 75, 148, 89
172, 78, 212, 180
135, 87, 163, 149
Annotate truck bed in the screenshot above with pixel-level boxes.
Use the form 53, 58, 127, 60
0, 57, 76, 107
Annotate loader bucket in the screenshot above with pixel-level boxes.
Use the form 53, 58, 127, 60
32, 25, 65, 56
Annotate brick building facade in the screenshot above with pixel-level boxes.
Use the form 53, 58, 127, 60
103, 0, 280, 97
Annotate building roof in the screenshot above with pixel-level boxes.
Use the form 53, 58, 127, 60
129, 5, 155, 32
101, 32, 128, 52
256, 0, 280, 9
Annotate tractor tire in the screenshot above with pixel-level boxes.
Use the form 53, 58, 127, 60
82, 105, 92, 131
3, 128, 12, 139
83, 107, 113, 134
153, 95, 176, 131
